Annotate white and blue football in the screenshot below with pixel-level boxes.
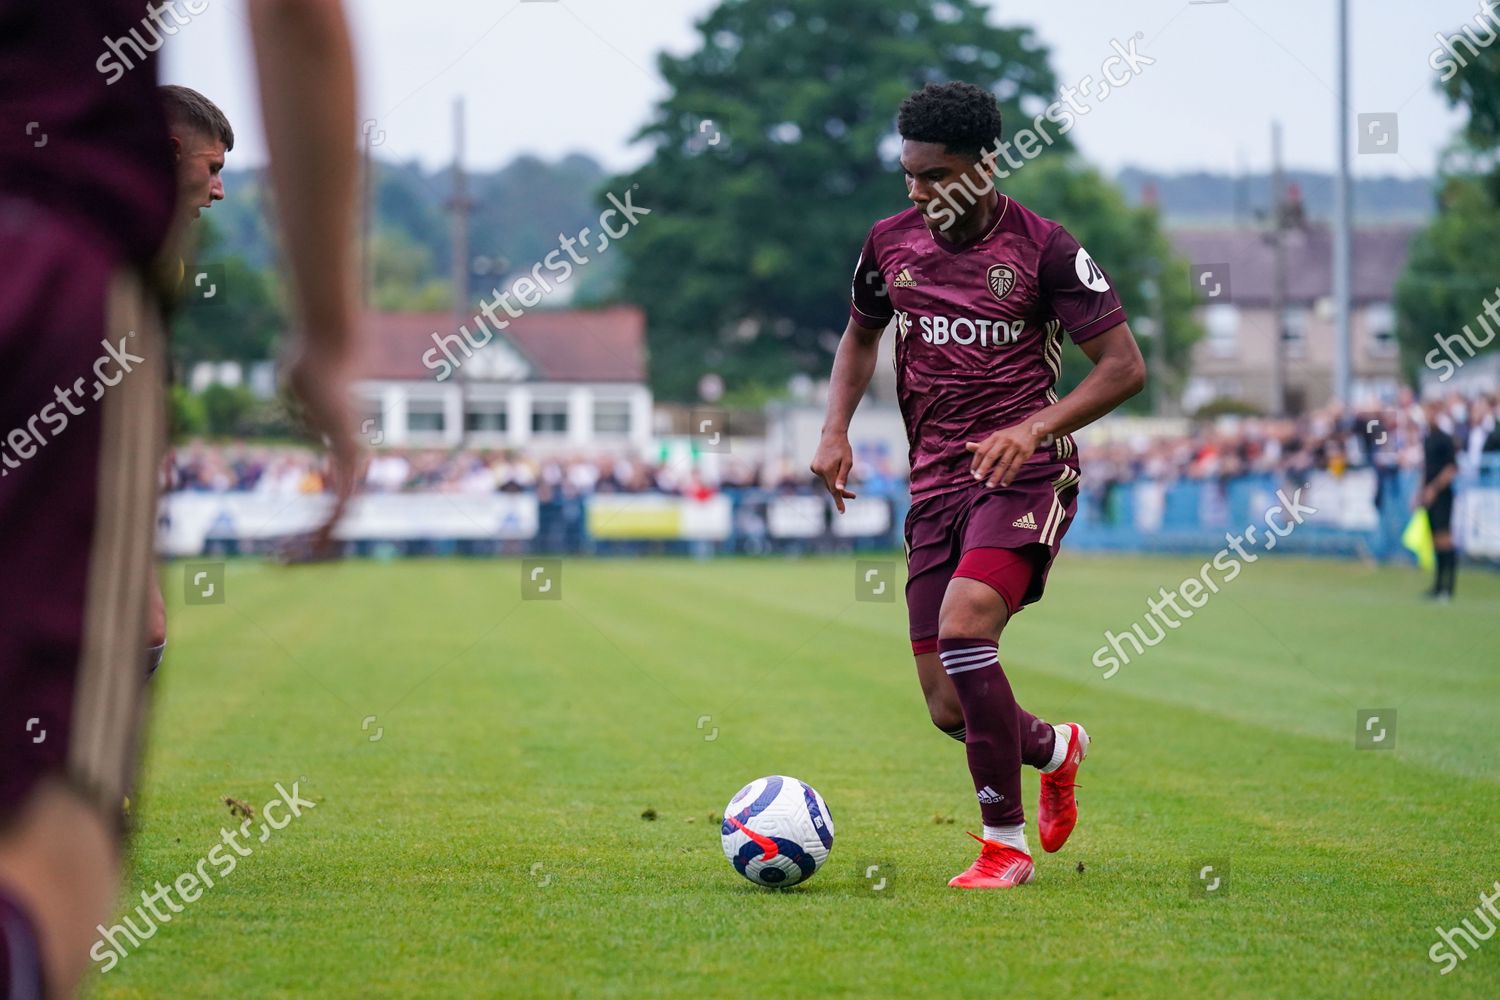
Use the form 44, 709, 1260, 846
720, 775, 834, 887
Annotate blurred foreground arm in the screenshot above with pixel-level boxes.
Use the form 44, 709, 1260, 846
249, 0, 361, 549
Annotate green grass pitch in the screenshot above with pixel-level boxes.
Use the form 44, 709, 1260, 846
90, 554, 1500, 998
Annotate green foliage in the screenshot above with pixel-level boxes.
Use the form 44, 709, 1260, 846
370, 227, 453, 312
1442, 40, 1500, 152
1395, 174, 1500, 377
469, 153, 619, 304
169, 384, 207, 438
215, 155, 614, 312
1191, 396, 1263, 420
1396, 36, 1500, 378
197, 170, 278, 269
172, 218, 286, 366
193, 384, 295, 438
372, 160, 450, 267
198, 383, 256, 436
361, 155, 617, 306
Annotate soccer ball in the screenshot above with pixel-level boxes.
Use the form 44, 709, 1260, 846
720, 775, 834, 887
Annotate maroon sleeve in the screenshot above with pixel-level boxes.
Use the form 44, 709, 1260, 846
1038, 225, 1127, 344
849, 228, 894, 329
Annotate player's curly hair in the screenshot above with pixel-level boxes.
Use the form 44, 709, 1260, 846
896, 82, 1003, 162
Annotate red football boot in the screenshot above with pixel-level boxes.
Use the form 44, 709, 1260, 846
947, 832, 1034, 889
1038, 722, 1089, 853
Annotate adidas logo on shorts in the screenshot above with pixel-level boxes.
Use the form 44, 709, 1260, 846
1011, 512, 1038, 530
977, 786, 1004, 804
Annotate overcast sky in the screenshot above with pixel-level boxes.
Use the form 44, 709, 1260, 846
163, 0, 1489, 178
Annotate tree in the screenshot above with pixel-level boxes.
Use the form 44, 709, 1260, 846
1395, 172, 1500, 379
609, 0, 1196, 402
370, 227, 453, 312
612, 0, 1069, 400
170, 217, 285, 367
1395, 35, 1500, 378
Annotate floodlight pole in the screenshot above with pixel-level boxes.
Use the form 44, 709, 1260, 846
1332, 0, 1353, 406
448, 97, 475, 447
1270, 121, 1288, 417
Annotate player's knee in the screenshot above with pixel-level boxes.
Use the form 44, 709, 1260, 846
936, 597, 1007, 639
937, 577, 1011, 638
926, 697, 963, 733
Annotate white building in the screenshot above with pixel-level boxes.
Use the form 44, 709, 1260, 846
355, 306, 653, 452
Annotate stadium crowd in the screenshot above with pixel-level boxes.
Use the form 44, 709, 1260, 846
167, 389, 1500, 498
1088, 390, 1500, 489
167, 445, 838, 498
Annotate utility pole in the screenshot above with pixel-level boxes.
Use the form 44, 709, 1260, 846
1333, 0, 1353, 405
446, 97, 476, 446
1269, 122, 1288, 417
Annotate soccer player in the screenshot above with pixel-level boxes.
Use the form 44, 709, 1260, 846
1419, 399, 1460, 601
811, 82, 1146, 888
145, 84, 236, 679
0, 2, 361, 996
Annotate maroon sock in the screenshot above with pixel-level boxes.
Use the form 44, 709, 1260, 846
0, 889, 45, 1000
1018, 708, 1057, 769
939, 637, 1025, 826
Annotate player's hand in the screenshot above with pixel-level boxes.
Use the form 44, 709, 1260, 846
284, 342, 362, 559
966, 421, 1046, 488
810, 432, 857, 513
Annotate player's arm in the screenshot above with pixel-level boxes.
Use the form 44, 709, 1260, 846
248, 0, 361, 548
968, 322, 1145, 488
811, 317, 886, 512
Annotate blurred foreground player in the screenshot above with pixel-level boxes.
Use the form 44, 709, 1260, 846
145, 84, 237, 679
811, 83, 1145, 888
0, 2, 361, 996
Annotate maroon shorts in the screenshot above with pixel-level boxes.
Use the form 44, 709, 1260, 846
0, 198, 164, 827
904, 461, 1081, 653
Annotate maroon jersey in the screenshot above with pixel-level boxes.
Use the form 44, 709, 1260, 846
0, 1, 176, 267
850, 196, 1126, 503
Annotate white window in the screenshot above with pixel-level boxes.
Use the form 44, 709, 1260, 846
1366, 303, 1398, 358
408, 402, 446, 433
465, 402, 508, 434
1205, 304, 1239, 358
593, 400, 632, 436
531, 400, 568, 435
1283, 308, 1309, 360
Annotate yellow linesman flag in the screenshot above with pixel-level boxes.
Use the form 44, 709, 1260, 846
1402, 508, 1436, 571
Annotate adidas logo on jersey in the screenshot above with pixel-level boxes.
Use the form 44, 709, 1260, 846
892, 268, 918, 288
977, 786, 1004, 804
1012, 512, 1038, 530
